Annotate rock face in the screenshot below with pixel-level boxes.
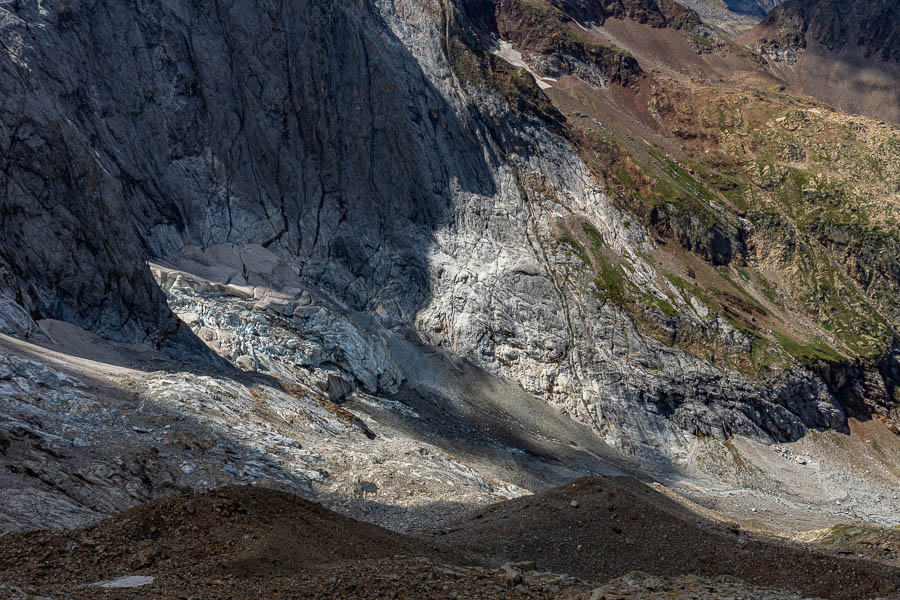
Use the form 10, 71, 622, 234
0, 0, 895, 462
0, 0, 487, 359
722, 0, 783, 18
738, 0, 900, 122
0, 330, 536, 534
746, 0, 899, 61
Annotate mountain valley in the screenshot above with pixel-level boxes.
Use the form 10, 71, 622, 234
0, 0, 898, 597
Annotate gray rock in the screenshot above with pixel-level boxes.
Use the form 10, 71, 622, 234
235, 355, 255, 371
504, 568, 524, 587
320, 373, 357, 404
0, 0, 861, 464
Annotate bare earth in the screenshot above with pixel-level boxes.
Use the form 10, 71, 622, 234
2, 479, 899, 599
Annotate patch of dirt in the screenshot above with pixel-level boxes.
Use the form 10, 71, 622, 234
1, 479, 899, 599
429, 476, 900, 599
0, 486, 591, 599
566, 571, 816, 600
0, 558, 593, 599
0, 486, 453, 584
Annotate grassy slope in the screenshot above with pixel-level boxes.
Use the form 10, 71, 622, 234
446, 0, 900, 390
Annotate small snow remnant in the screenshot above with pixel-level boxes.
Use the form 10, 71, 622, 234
94, 575, 155, 588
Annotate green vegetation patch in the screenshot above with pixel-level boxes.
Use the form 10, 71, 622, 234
593, 257, 628, 305
773, 331, 843, 364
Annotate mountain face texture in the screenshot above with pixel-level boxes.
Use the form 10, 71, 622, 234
0, 0, 898, 468
726, 0, 783, 17
738, 0, 900, 122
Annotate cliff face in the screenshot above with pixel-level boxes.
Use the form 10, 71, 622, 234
738, 0, 900, 123
746, 0, 899, 61
0, 0, 489, 355
0, 0, 896, 461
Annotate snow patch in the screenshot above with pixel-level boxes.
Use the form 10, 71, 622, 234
93, 576, 156, 588
491, 40, 554, 89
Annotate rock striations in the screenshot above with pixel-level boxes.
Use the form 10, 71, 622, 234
738, 0, 900, 122
0, 0, 897, 465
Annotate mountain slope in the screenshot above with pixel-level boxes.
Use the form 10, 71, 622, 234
675, 0, 782, 37
0, 0, 897, 470
2, 480, 898, 599
443, 0, 900, 450
738, 0, 900, 123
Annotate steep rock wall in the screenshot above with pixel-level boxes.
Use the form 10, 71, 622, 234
0, 0, 854, 460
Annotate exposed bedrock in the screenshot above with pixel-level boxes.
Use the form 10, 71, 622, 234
0, 0, 865, 461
